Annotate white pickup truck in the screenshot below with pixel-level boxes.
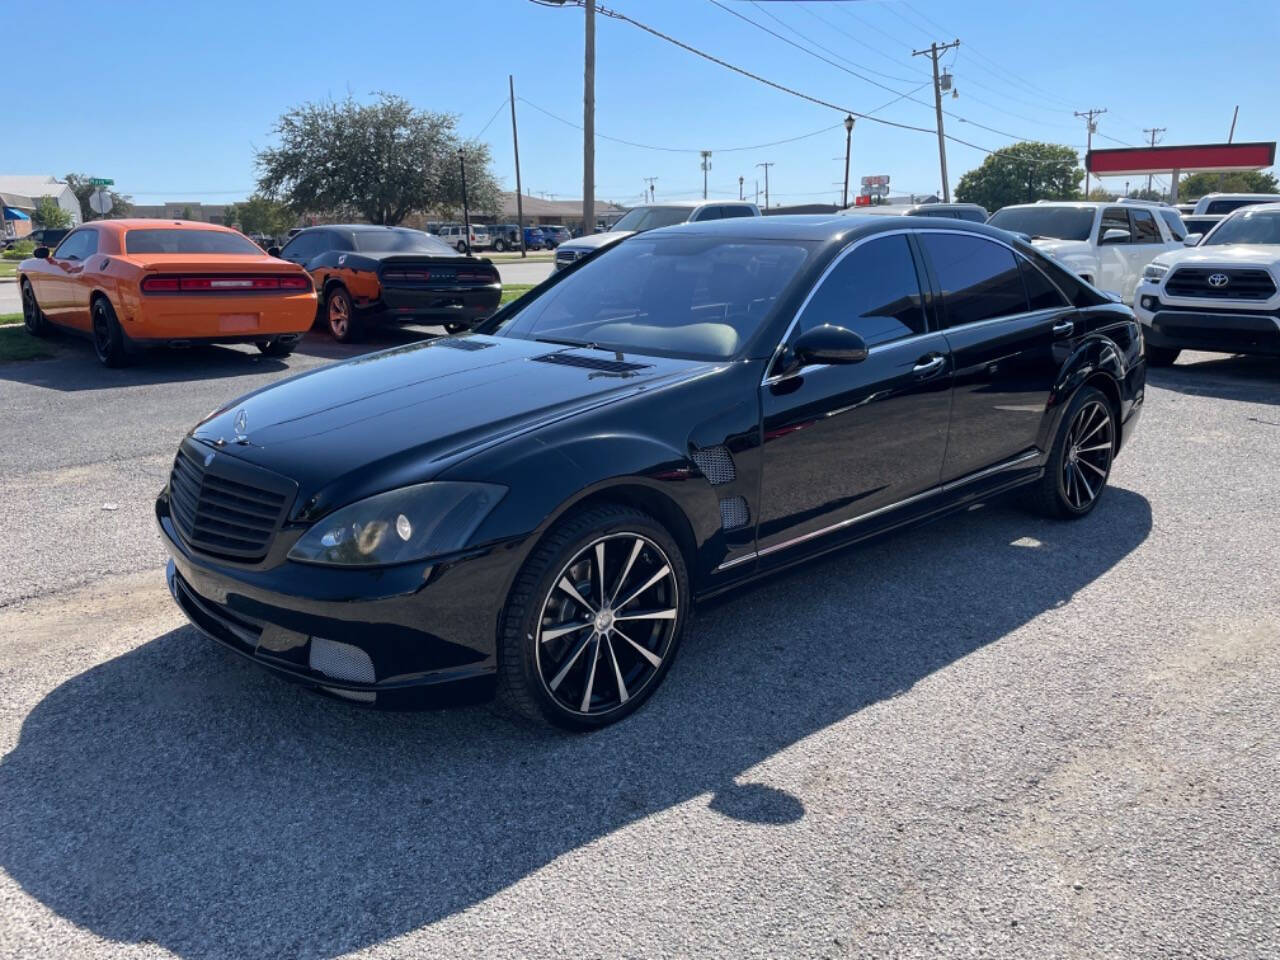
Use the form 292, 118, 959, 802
987, 201, 1186, 303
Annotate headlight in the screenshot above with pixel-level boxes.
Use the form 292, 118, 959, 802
287, 482, 506, 567
1142, 262, 1169, 281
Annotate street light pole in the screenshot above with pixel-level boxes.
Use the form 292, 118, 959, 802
700, 151, 712, 200
458, 147, 471, 255
738, 176, 744, 201
842, 115, 855, 209
583, 0, 595, 235
509, 75, 527, 258
756, 162, 773, 211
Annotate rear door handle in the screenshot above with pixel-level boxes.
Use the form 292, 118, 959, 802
912, 354, 947, 378
1052, 320, 1075, 338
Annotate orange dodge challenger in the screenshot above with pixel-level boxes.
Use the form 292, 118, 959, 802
18, 220, 316, 367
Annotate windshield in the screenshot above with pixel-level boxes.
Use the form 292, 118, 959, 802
353, 230, 456, 254
608, 206, 694, 233
493, 235, 812, 360
987, 206, 1094, 241
125, 229, 262, 255
1202, 208, 1280, 246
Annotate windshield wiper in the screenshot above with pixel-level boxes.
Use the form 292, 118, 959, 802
534, 336, 601, 350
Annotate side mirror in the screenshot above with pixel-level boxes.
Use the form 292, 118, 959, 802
792, 324, 868, 368
1183, 233, 1202, 247
266, 246, 281, 258
33, 246, 50, 259
1100, 228, 1130, 244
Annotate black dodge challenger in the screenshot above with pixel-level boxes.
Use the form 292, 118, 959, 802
158, 215, 1145, 729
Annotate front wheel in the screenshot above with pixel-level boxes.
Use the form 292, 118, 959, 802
1145, 344, 1180, 367
92, 298, 132, 368
493, 239, 507, 252
1029, 385, 1115, 519
497, 505, 689, 730
21, 281, 49, 336
456, 241, 467, 253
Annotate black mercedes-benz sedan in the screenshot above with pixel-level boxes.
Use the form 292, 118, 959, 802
158, 215, 1145, 729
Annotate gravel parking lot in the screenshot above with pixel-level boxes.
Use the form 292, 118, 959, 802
1, 336, 1277, 958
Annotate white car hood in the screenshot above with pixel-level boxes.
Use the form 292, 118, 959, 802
1030, 237, 1095, 260
560, 230, 636, 253
1149, 243, 1280, 270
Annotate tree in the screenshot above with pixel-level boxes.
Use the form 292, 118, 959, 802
1176, 170, 1278, 200
255, 93, 501, 225
955, 142, 1083, 212
1086, 187, 1119, 202
180, 206, 194, 220
32, 196, 72, 230
1127, 187, 1163, 202
63, 173, 133, 220
223, 194, 296, 236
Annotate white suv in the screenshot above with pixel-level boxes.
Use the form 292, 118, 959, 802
437, 223, 490, 252
986, 201, 1185, 303
1190, 193, 1280, 216
553, 201, 761, 270
1132, 203, 1280, 366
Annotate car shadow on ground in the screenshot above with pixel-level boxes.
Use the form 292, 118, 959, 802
0, 488, 1151, 958
1147, 352, 1280, 406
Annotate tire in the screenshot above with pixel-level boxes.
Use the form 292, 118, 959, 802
493, 239, 507, 252
496, 504, 689, 731
1145, 344, 1180, 367
256, 338, 295, 357
443, 321, 468, 334
21, 280, 50, 337
324, 286, 361, 343
91, 297, 132, 368
456, 241, 467, 253
1028, 385, 1115, 520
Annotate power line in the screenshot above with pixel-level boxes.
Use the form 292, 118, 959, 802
470, 96, 510, 141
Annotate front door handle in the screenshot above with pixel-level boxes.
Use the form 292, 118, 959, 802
1052, 320, 1075, 338
912, 353, 947, 378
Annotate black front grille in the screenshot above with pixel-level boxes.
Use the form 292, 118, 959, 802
555, 249, 580, 264
168, 441, 296, 562
1165, 267, 1277, 300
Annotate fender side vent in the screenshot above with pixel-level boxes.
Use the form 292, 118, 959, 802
719, 496, 750, 530
692, 445, 736, 485
532, 352, 650, 373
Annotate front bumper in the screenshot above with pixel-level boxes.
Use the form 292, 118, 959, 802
157, 491, 514, 706
1134, 286, 1280, 356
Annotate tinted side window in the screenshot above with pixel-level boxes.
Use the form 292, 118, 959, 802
1130, 209, 1162, 244
1159, 209, 1187, 241
53, 230, 95, 260
957, 208, 987, 223
719, 205, 756, 219
796, 235, 926, 347
1099, 208, 1131, 242
325, 231, 353, 252
692, 206, 722, 222
920, 233, 1029, 327
1018, 256, 1069, 310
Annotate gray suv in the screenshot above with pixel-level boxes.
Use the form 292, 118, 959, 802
553, 201, 761, 270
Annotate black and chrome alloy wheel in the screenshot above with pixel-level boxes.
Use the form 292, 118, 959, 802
534, 532, 679, 718
1060, 397, 1114, 511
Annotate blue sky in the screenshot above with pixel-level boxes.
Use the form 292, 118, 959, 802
6, 0, 1277, 207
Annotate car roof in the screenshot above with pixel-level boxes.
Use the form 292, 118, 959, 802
81, 219, 240, 234
643, 213, 1011, 244
303, 224, 427, 233
628, 200, 754, 209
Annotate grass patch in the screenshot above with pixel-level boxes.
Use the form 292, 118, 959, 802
499, 284, 535, 306
0, 261, 18, 278
0, 327, 55, 361
487, 252, 554, 263
0, 313, 22, 326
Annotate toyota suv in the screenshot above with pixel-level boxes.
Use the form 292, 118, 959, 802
553, 201, 761, 270
1132, 202, 1280, 366
987, 201, 1185, 302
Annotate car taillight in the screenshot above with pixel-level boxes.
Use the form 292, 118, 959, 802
456, 270, 497, 283
141, 274, 311, 293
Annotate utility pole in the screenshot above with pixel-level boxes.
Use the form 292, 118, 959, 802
509, 75, 526, 257
738, 176, 744, 201
1075, 107, 1107, 198
842, 115, 855, 209
755, 180, 759, 205
643, 176, 658, 203
1218, 105, 1240, 192
1142, 126, 1166, 196
583, 0, 595, 235
756, 162, 774, 210
913, 39, 960, 202
700, 151, 712, 200
458, 148, 471, 255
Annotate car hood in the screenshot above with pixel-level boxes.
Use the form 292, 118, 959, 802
192, 334, 709, 507
1150, 244, 1280, 269
560, 230, 635, 252
1030, 238, 1096, 261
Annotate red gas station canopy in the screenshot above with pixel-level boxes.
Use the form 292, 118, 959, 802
1086, 142, 1276, 175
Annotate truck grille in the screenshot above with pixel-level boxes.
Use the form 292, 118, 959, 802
168, 440, 296, 562
1165, 267, 1277, 300
555, 248, 580, 266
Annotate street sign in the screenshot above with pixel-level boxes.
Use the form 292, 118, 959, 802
89, 190, 113, 215
89, 177, 114, 186
860, 174, 890, 188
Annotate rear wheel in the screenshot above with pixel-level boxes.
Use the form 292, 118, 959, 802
91, 297, 132, 368
1029, 386, 1115, 519
255, 338, 295, 357
493, 238, 507, 252
21, 281, 49, 336
497, 504, 689, 730
325, 286, 361, 343
1145, 344, 1180, 367
456, 241, 467, 253
443, 321, 468, 334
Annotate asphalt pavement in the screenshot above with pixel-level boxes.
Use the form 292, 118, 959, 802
0, 342, 1277, 959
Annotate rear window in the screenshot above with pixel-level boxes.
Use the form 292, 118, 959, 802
1205, 197, 1278, 215
987, 206, 1094, 242
353, 230, 456, 254
125, 229, 262, 255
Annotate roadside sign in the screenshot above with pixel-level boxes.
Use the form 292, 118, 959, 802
89, 190, 113, 215
860, 174, 890, 188
89, 177, 114, 186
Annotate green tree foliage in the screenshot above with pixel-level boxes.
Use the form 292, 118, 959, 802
255, 93, 500, 225
32, 196, 72, 230
955, 142, 1083, 212
180, 206, 194, 220
223, 195, 295, 236
63, 174, 133, 220
1176, 170, 1279, 200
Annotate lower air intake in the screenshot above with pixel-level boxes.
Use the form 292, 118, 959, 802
309, 637, 376, 684
719, 496, 750, 530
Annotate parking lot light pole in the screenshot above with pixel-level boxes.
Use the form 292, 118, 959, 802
701, 151, 712, 200
458, 148, 471, 256
739, 176, 744, 201
842, 115, 855, 209
756, 162, 773, 211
